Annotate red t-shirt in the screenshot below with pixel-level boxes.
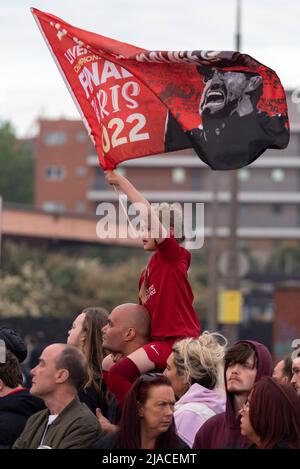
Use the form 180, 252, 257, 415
139, 236, 200, 342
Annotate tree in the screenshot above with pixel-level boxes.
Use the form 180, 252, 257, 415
0, 121, 34, 203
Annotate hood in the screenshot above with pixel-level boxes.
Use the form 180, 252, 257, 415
176, 383, 226, 415
224, 340, 273, 428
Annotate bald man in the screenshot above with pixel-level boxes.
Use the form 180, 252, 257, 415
13, 344, 102, 449
102, 303, 150, 358
102, 303, 152, 408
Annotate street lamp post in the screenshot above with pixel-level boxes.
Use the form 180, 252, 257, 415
223, 0, 241, 344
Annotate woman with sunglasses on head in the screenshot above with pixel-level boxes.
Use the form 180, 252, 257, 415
96, 374, 188, 449
240, 376, 300, 449
164, 332, 227, 448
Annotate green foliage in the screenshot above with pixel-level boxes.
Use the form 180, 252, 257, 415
0, 121, 34, 203
0, 241, 145, 317
0, 241, 207, 320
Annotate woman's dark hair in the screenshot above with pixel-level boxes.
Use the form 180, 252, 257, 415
80, 307, 108, 393
117, 374, 180, 449
0, 349, 23, 388
249, 377, 300, 449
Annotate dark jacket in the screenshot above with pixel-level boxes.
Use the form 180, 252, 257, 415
192, 340, 273, 449
0, 388, 44, 448
13, 397, 103, 449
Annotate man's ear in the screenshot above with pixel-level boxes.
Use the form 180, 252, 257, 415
282, 375, 289, 385
55, 368, 69, 384
244, 75, 262, 93
124, 327, 136, 342
0, 378, 4, 391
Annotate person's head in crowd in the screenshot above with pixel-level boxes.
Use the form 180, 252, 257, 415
240, 376, 300, 449
117, 374, 183, 449
225, 340, 273, 412
67, 307, 108, 390
102, 303, 150, 356
291, 353, 300, 396
30, 344, 87, 406
272, 355, 293, 384
0, 347, 45, 449
0, 327, 27, 363
164, 331, 227, 398
13, 343, 103, 449
192, 340, 273, 450
0, 349, 23, 396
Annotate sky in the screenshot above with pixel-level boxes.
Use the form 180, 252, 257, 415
1, 0, 299, 137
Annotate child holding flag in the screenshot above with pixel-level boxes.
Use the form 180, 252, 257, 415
103, 170, 200, 406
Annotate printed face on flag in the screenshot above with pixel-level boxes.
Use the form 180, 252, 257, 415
31, 9, 289, 171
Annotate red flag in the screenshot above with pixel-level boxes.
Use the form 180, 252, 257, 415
32, 8, 289, 171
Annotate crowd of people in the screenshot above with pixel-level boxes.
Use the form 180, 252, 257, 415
1, 171, 300, 450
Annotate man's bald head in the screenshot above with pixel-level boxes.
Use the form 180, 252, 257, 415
112, 303, 150, 338
102, 303, 150, 354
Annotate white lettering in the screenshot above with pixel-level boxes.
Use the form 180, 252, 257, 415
122, 81, 140, 109
110, 84, 121, 113
101, 61, 122, 84
78, 62, 100, 98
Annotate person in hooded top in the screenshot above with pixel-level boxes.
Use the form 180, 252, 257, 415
164, 332, 227, 448
240, 377, 300, 449
192, 340, 273, 449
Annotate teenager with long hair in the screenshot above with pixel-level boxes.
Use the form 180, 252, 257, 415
103, 171, 200, 406
67, 307, 109, 415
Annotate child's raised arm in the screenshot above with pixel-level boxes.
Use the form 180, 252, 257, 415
104, 170, 167, 243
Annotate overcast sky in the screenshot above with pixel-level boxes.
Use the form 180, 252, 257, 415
1, 0, 299, 137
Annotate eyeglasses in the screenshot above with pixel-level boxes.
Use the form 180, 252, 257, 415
240, 401, 250, 413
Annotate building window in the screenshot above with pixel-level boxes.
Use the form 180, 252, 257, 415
172, 168, 186, 184
272, 204, 283, 214
42, 202, 65, 213
239, 205, 249, 216
76, 131, 87, 143
76, 166, 87, 177
75, 202, 86, 213
44, 166, 65, 181
44, 131, 67, 146
238, 168, 250, 181
271, 168, 285, 182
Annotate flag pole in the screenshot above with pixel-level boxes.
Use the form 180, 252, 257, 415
112, 184, 137, 238
207, 172, 219, 332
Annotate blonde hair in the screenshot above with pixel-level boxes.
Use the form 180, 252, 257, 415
139, 203, 185, 304
172, 331, 228, 390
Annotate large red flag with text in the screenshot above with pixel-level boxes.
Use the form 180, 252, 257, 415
32, 8, 289, 171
